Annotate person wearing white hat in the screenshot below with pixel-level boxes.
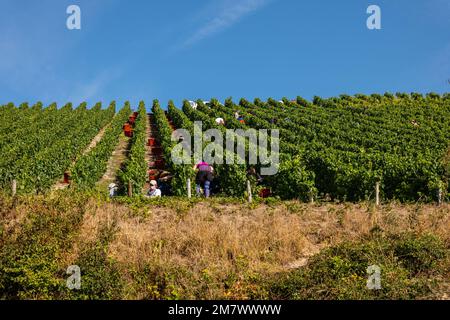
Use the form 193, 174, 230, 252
147, 180, 162, 198
215, 117, 225, 126
108, 183, 118, 198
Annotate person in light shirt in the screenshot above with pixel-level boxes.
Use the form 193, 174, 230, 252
108, 183, 118, 198
215, 117, 225, 125
147, 180, 162, 198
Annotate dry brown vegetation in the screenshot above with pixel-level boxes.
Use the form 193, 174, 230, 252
107, 202, 450, 264
99, 199, 450, 299
1, 193, 449, 300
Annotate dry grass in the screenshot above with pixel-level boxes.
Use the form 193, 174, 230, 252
0, 197, 27, 241
102, 201, 450, 299
110, 203, 310, 270
59, 199, 125, 268
2, 193, 448, 300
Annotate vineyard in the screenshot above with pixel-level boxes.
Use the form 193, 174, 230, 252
0, 93, 449, 203
1, 94, 449, 301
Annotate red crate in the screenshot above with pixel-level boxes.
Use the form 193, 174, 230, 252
152, 147, 163, 155
155, 160, 165, 169
63, 172, 70, 184
259, 188, 271, 198
148, 138, 156, 146
125, 130, 133, 137
123, 123, 133, 137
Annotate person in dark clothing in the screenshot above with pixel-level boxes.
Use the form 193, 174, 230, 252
209, 177, 221, 195
157, 171, 173, 196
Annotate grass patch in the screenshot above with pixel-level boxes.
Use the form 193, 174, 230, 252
0, 193, 89, 299
268, 233, 448, 300
1, 192, 448, 300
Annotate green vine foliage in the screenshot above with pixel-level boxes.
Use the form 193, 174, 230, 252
0, 102, 114, 193
181, 100, 250, 197
71, 102, 131, 189
1, 93, 449, 202
118, 101, 147, 195
233, 95, 450, 202
152, 100, 195, 196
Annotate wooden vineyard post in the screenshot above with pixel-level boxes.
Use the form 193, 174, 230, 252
128, 181, 133, 197
375, 181, 381, 206
63, 172, 70, 184
309, 188, 314, 204
187, 178, 192, 199
12, 179, 17, 197
247, 180, 252, 203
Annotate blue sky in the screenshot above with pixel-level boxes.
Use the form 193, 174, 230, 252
0, 0, 449, 109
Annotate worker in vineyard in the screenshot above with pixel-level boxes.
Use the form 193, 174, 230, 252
193, 161, 214, 198
247, 166, 263, 185
108, 183, 118, 198
215, 117, 225, 126
147, 180, 162, 198
158, 171, 173, 196
210, 176, 221, 195
235, 111, 240, 120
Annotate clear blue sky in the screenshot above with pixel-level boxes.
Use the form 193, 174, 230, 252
0, 0, 449, 109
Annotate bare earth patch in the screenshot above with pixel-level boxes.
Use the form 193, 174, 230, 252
96, 133, 131, 192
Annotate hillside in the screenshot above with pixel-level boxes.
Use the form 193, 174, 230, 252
0, 93, 449, 203
0, 192, 448, 300
1, 94, 449, 300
